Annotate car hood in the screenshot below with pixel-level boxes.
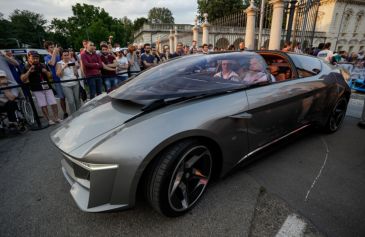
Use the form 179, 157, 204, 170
50, 94, 142, 154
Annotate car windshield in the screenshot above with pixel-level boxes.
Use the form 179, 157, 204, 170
110, 52, 270, 101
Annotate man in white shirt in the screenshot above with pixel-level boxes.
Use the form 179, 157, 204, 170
317, 42, 333, 63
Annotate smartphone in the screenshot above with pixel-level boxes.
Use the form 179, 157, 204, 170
68, 62, 75, 66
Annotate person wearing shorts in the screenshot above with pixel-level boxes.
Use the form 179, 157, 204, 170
44, 41, 68, 119
21, 51, 61, 125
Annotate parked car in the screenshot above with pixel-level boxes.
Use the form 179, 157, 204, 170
50, 51, 350, 217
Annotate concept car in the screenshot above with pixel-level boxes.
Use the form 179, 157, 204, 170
51, 51, 350, 216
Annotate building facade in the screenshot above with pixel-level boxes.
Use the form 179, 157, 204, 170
134, 0, 365, 53
314, 0, 365, 53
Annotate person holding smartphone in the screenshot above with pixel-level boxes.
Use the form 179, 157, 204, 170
56, 49, 80, 114
21, 51, 61, 125
44, 41, 68, 119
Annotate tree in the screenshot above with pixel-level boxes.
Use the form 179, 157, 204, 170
0, 13, 16, 48
49, 3, 135, 49
9, 10, 47, 48
197, 0, 244, 22
133, 17, 148, 32
148, 7, 174, 24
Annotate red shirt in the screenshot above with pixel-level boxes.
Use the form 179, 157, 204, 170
80, 51, 103, 77
100, 53, 116, 76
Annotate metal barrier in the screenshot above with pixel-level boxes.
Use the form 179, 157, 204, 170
0, 71, 138, 130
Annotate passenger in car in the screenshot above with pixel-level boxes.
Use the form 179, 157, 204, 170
240, 57, 268, 84
213, 60, 240, 81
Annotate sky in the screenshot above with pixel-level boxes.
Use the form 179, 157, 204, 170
1, 0, 199, 24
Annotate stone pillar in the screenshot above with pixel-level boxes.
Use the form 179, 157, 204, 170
202, 13, 210, 45
245, 1, 258, 50
268, 0, 287, 50
169, 29, 174, 54
174, 26, 178, 52
192, 16, 199, 42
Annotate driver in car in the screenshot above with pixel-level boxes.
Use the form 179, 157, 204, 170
214, 60, 239, 82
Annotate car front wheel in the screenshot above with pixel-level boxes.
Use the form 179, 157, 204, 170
145, 139, 212, 217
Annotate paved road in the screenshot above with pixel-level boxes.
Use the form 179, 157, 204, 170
247, 94, 365, 237
0, 94, 364, 237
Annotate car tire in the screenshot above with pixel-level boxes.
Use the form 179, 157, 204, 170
324, 97, 348, 133
145, 139, 213, 217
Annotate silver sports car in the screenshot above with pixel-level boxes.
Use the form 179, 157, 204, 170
50, 51, 350, 217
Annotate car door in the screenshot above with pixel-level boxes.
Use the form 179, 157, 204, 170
245, 53, 323, 153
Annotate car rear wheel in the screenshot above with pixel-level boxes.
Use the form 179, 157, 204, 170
324, 97, 348, 133
145, 139, 212, 217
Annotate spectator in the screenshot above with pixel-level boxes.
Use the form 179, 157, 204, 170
171, 42, 185, 58
0, 51, 17, 86
78, 40, 89, 78
115, 48, 129, 82
56, 49, 80, 114
126, 44, 141, 76
183, 45, 190, 55
80, 41, 103, 99
313, 43, 324, 56
0, 69, 18, 127
161, 45, 172, 61
294, 42, 303, 54
317, 42, 333, 63
227, 44, 235, 51
44, 41, 68, 119
152, 46, 161, 63
21, 51, 60, 125
202, 44, 209, 54
100, 44, 118, 92
239, 42, 245, 51
3, 50, 23, 86
282, 42, 292, 52
190, 40, 197, 54
141, 43, 156, 70
347, 52, 358, 63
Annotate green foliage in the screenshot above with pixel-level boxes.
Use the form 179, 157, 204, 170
0, 10, 47, 48
133, 17, 148, 32
148, 7, 174, 24
0, 3, 137, 50
197, 0, 244, 22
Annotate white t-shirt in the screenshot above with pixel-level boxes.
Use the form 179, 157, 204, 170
116, 57, 128, 75
214, 71, 239, 81
57, 61, 78, 87
317, 49, 333, 63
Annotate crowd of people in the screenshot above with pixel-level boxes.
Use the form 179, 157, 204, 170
0, 37, 365, 130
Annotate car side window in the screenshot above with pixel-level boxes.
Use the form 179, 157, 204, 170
288, 54, 322, 78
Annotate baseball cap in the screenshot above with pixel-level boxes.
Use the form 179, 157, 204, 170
0, 69, 7, 77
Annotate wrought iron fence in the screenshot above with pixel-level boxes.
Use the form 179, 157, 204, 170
209, 0, 320, 51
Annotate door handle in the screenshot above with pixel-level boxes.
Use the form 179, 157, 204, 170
229, 112, 252, 119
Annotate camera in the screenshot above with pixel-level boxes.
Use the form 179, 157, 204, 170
68, 62, 75, 66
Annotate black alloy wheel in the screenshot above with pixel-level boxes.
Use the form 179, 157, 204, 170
325, 97, 348, 133
146, 139, 213, 217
